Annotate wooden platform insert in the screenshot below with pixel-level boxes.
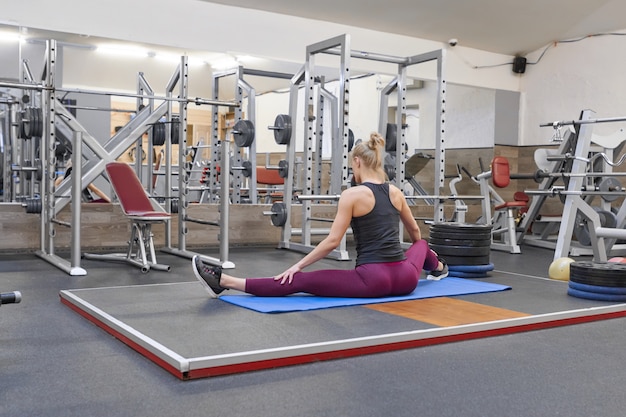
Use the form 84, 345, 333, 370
365, 297, 530, 326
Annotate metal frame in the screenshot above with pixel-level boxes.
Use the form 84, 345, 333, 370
0, 41, 235, 275
520, 109, 626, 261
276, 34, 351, 260
60, 283, 626, 380
277, 35, 448, 258
160, 57, 235, 269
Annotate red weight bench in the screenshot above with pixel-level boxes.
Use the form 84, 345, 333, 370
83, 162, 171, 272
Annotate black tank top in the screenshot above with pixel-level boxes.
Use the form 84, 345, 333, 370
350, 182, 406, 266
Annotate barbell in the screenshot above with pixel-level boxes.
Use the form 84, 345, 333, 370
11, 160, 43, 182
262, 195, 343, 228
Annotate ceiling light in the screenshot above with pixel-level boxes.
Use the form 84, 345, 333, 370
209, 56, 240, 70
0, 30, 22, 43
96, 43, 149, 58
152, 52, 207, 67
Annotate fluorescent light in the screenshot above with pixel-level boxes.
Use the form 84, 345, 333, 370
96, 43, 149, 58
152, 52, 207, 66
0, 30, 21, 43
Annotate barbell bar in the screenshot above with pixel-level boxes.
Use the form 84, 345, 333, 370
0, 80, 239, 108
540, 115, 626, 128
296, 194, 341, 201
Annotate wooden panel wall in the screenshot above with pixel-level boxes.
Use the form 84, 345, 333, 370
3, 144, 622, 253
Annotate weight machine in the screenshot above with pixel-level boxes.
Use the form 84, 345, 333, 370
519, 109, 626, 261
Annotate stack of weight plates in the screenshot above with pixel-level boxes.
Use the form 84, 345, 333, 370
568, 261, 626, 301
429, 223, 494, 278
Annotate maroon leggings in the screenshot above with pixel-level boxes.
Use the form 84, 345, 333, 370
244, 239, 438, 297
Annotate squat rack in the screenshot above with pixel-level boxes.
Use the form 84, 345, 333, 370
2, 40, 237, 275
275, 34, 448, 259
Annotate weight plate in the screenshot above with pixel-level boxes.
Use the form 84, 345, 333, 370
429, 237, 492, 247
171, 116, 180, 144
270, 202, 287, 227
429, 230, 492, 241
385, 123, 398, 152
22, 107, 35, 139
574, 208, 617, 246
442, 255, 491, 266
348, 129, 355, 152
447, 271, 490, 278
278, 159, 289, 178
271, 114, 292, 145
25, 197, 42, 214
569, 261, 626, 287
241, 160, 252, 178
448, 263, 495, 273
598, 177, 622, 202
35, 159, 42, 182
18, 110, 27, 139
568, 287, 626, 302
570, 274, 626, 287
430, 244, 491, 257
431, 222, 493, 232
34, 107, 43, 137
152, 122, 166, 146
170, 198, 179, 214
571, 261, 626, 277
233, 119, 255, 147
568, 280, 626, 295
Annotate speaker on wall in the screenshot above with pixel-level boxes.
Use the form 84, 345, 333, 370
512, 56, 527, 74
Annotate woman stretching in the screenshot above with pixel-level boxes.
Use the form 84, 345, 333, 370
192, 132, 448, 298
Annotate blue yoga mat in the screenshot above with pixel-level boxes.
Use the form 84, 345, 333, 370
219, 277, 511, 313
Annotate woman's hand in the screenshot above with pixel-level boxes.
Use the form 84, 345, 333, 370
274, 265, 301, 285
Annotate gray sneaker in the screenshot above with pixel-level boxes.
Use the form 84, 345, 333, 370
192, 256, 226, 298
426, 257, 449, 281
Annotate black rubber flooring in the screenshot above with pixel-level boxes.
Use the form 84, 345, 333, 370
2, 244, 626, 416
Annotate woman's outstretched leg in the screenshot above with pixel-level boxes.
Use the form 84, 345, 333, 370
192, 256, 403, 298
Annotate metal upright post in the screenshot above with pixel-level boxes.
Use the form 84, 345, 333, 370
432, 49, 447, 223
69, 131, 86, 274
553, 110, 599, 260
36, 39, 86, 275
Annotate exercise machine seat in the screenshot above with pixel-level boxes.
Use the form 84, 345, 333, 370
488, 156, 528, 254
256, 167, 284, 203
107, 162, 170, 219
491, 156, 528, 211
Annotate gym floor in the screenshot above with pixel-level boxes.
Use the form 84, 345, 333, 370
1, 243, 626, 417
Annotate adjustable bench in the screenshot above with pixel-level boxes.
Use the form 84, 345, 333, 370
83, 162, 171, 272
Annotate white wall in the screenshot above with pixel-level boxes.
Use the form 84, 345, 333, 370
521, 33, 626, 146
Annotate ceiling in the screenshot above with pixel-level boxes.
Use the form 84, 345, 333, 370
200, 0, 626, 56
3, 0, 626, 97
